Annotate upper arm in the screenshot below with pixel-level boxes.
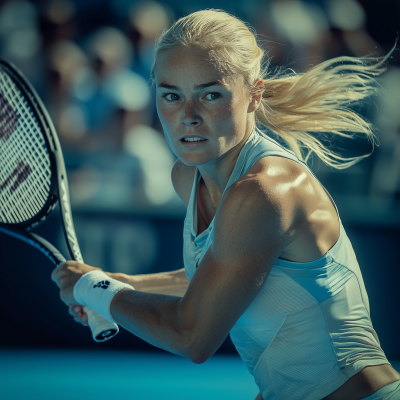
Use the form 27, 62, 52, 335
178, 177, 299, 363
171, 159, 196, 208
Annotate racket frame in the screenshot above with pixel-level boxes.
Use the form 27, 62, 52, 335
0, 225, 65, 265
0, 58, 82, 263
0, 58, 119, 342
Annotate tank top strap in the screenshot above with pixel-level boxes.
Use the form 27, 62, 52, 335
190, 127, 341, 239
239, 129, 340, 217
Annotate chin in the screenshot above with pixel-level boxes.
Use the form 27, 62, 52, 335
180, 159, 198, 167
179, 157, 205, 167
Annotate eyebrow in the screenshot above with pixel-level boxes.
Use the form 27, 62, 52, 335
157, 80, 225, 90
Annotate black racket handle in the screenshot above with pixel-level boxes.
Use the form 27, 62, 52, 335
0, 226, 119, 342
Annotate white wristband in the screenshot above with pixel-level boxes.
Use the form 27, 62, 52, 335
73, 270, 135, 324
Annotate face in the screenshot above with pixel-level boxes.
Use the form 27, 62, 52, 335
154, 47, 259, 166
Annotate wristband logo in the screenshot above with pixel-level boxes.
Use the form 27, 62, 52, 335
93, 280, 110, 289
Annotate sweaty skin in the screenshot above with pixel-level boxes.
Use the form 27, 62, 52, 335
53, 46, 400, 399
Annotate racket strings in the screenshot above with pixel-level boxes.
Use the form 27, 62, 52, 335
0, 73, 47, 221
0, 69, 51, 224
3, 79, 50, 201
0, 77, 50, 222
0, 93, 18, 140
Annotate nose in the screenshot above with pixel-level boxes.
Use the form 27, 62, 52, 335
180, 101, 201, 127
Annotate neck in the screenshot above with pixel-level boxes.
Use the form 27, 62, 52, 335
197, 124, 254, 209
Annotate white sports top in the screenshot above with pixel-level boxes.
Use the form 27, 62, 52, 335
182, 128, 389, 400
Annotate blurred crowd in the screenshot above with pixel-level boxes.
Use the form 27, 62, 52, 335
0, 0, 399, 212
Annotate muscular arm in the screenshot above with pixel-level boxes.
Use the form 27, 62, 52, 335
110, 288, 189, 359
68, 268, 189, 354
108, 268, 189, 297
102, 272, 193, 360
107, 178, 295, 364
63, 164, 301, 365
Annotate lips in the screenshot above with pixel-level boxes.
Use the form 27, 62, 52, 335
180, 138, 207, 142
179, 135, 207, 141
180, 138, 208, 147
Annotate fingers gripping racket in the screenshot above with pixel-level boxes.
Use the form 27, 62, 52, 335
0, 58, 119, 342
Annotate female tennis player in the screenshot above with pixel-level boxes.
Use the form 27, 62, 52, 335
51, 9, 400, 400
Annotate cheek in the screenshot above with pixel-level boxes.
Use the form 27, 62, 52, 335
211, 102, 240, 126
231, 96, 250, 124
156, 103, 177, 126
207, 99, 233, 118
155, 107, 169, 136
156, 99, 165, 119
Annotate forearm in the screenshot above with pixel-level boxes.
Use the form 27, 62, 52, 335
110, 288, 193, 360
108, 268, 189, 296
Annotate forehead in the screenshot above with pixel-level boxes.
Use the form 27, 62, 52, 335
154, 47, 235, 87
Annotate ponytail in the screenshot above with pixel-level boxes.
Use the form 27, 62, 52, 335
254, 44, 397, 169
150, 9, 397, 169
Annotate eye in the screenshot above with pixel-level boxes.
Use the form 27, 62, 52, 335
162, 93, 180, 102
161, 92, 221, 102
205, 92, 221, 100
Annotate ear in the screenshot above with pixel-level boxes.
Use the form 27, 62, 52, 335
247, 79, 264, 113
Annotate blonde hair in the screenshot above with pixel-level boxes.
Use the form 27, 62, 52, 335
150, 9, 397, 169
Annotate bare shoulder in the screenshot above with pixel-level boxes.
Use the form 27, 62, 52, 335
215, 156, 306, 235
232, 155, 340, 263
239, 155, 308, 188
221, 155, 333, 245
171, 158, 197, 208
232, 155, 313, 217
210, 158, 301, 269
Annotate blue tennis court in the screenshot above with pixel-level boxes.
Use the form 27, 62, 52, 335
0, 349, 260, 400
1, 349, 399, 400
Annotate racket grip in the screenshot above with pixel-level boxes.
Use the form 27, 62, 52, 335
83, 306, 119, 342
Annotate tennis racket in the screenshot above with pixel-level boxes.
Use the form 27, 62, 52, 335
0, 58, 119, 342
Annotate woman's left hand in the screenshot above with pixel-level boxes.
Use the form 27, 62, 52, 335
51, 261, 101, 306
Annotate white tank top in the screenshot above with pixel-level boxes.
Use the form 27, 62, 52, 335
182, 128, 389, 400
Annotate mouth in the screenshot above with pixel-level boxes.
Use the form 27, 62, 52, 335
180, 138, 208, 146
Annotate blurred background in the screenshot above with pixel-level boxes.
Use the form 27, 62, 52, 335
0, 0, 399, 398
